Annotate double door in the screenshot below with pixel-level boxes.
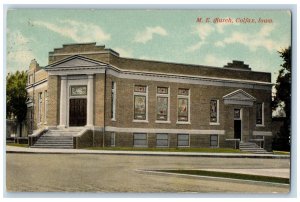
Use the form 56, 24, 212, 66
69, 98, 87, 126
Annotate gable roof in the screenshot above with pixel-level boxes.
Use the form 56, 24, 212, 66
223, 89, 256, 101
44, 55, 108, 69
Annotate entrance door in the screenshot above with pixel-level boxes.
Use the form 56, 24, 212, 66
234, 109, 242, 140
69, 98, 87, 126
234, 120, 241, 139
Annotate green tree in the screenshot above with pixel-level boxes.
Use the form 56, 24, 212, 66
6, 71, 28, 136
272, 46, 291, 151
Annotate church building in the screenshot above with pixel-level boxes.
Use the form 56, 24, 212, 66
26, 43, 273, 151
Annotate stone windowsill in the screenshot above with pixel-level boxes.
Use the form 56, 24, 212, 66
155, 120, 171, 124
133, 120, 149, 123
176, 121, 191, 125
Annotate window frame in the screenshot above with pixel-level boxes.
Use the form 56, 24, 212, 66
111, 132, 116, 147
38, 92, 43, 123
44, 90, 48, 124
210, 134, 219, 147
177, 134, 190, 147
111, 81, 116, 121
177, 88, 190, 124
156, 86, 170, 123
156, 134, 169, 147
209, 99, 220, 125
256, 102, 264, 127
133, 85, 148, 122
28, 74, 33, 84
133, 133, 148, 147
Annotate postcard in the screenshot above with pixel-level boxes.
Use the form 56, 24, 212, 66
5, 8, 292, 194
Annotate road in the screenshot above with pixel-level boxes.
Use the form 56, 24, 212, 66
6, 153, 290, 193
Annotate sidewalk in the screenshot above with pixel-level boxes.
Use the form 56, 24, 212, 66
199, 168, 290, 178
6, 146, 290, 159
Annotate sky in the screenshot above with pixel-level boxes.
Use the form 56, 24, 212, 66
6, 9, 291, 83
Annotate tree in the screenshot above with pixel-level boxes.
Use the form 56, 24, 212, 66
6, 71, 28, 137
272, 46, 291, 151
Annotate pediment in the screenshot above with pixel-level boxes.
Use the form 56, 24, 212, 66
45, 55, 108, 69
223, 89, 256, 106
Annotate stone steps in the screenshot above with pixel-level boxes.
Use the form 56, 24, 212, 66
31, 128, 81, 149
239, 142, 271, 154
31, 145, 73, 149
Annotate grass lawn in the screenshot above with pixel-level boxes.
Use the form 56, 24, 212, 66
86, 147, 245, 153
6, 143, 28, 148
273, 151, 290, 155
157, 170, 290, 184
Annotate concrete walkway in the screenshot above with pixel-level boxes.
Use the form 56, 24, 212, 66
6, 146, 290, 159
199, 168, 290, 178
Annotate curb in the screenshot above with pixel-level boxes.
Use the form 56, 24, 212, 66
6, 148, 290, 159
136, 169, 290, 187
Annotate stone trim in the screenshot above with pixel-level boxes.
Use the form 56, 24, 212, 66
26, 79, 48, 91
223, 89, 256, 100
223, 89, 256, 106
47, 67, 106, 76
46, 54, 108, 68
253, 131, 272, 136
44, 55, 272, 90
49, 50, 119, 57
107, 67, 272, 90
105, 126, 225, 135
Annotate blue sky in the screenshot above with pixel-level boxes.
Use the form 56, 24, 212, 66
6, 9, 291, 83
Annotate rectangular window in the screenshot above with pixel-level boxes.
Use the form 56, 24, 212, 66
156, 87, 169, 121
210, 135, 219, 147
38, 92, 42, 123
234, 109, 241, 119
111, 81, 116, 120
177, 88, 190, 122
134, 85, 147, 121
177, 134, 189, 147
44, 90, 48, 123
256, 102, 264, 125
210, 99, 219, 123
111, 132, 115, 147
156, 134, 169, 147
178, 88, 189, 96
28, 74, 33, 84
133, 133, 147, 147
134, 85, 146, 93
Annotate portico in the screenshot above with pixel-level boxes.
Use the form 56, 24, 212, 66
44, 55, 107, 129
58, 75, 93, 128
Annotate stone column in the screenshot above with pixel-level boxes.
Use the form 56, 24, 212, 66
86, 74, 94, 127
59, 76, 67, 128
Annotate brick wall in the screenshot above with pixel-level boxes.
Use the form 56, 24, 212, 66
47, 75, 59, 126
104, 75, 271, 131
94, 74, 105, 127
26, 43, 273, 149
